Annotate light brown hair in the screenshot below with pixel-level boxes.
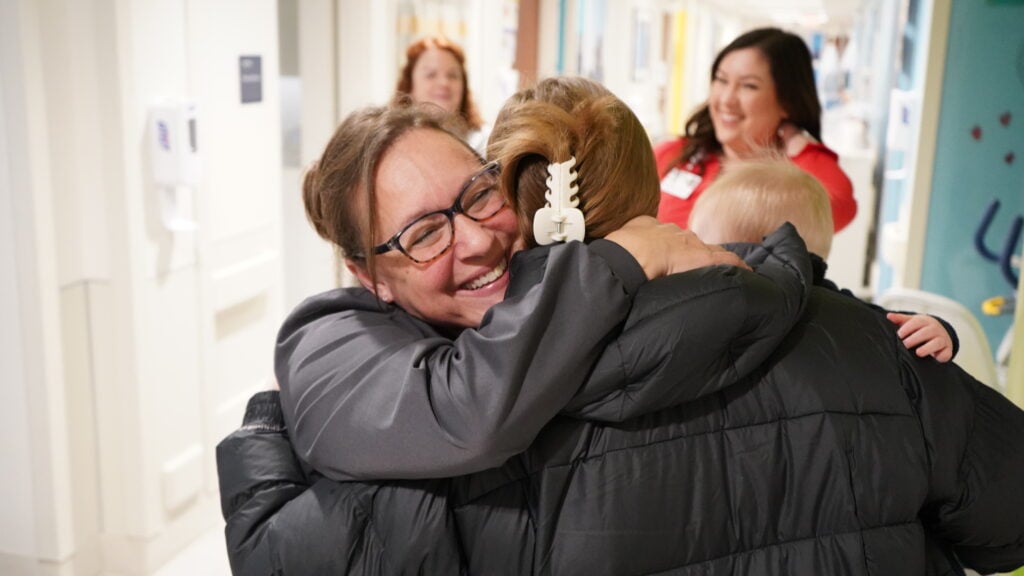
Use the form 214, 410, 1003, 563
301, 101, 476, 285
688, 155, 834, 257
394, 35, 484, 132
487, 77, 659, 246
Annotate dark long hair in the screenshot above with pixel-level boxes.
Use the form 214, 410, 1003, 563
677, 27, 822, 165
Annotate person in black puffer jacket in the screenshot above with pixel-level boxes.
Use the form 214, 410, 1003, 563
450, 239, 1020, 575
220, 76, 814, 576
217, 78, 1024, 575
219, 234, 1023, 575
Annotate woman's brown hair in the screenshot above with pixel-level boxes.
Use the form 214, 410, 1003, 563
487, 77, 659, 246
394, 35, 484, 132
302, 100, 475, 285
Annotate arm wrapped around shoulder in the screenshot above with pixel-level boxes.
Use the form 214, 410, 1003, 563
913, 359, 1024, 574
276, 240, 642, 480
564, 223, 813, 421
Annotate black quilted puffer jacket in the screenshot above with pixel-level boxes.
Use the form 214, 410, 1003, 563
218, 231, 1024, 575
449, 273, 1024, 575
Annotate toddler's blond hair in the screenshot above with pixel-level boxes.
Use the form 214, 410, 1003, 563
689, 156, 834, 257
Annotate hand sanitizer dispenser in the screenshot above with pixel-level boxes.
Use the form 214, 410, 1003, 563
149, 101, 200, 230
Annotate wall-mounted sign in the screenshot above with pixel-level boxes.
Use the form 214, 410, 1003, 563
239, 55, 262, 104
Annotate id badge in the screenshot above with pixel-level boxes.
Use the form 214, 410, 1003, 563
661, 168, 703, 200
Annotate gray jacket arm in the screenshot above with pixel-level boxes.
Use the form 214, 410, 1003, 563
276, 240, 644, 480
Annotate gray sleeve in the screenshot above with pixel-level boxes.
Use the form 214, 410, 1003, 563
276, 241, 641, 480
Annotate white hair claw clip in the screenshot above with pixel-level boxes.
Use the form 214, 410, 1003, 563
533, 157, 585, 245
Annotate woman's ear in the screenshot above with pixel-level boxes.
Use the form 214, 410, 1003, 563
345, 259, 394, 303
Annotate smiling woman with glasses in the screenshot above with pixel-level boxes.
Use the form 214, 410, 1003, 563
283, 100, 752, 480
224, 76, 816, 574
219, 78, 1024, 576
371, 161, 504, 263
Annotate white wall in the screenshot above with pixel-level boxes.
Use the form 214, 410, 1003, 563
0, 1, 77, 573
280, 0, 338, 309
337, 0, 396, 117
1, 0, 285, 573
0, 2, 43, 561
464, 0, 519, 124
0, 127, 39, 561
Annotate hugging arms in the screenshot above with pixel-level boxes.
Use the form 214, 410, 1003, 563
217, 77, 1024, 575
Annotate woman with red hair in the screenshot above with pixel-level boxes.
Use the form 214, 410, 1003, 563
394, 35, 489, 151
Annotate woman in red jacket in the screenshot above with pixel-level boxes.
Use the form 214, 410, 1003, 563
656, 27, 857, 232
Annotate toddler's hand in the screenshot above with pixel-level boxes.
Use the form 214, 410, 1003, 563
886, 312, 954, 362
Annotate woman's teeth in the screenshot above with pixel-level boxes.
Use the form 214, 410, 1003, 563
463, 260, 507, 290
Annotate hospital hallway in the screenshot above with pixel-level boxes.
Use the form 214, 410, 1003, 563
2, 0, 1022, 574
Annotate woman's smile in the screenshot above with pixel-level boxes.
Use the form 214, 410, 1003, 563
708, 47, 788, 158
363, 129, 520, 329
461, 259, 509, 291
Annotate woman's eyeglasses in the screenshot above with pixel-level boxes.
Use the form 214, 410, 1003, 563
372, 161, 505, 263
